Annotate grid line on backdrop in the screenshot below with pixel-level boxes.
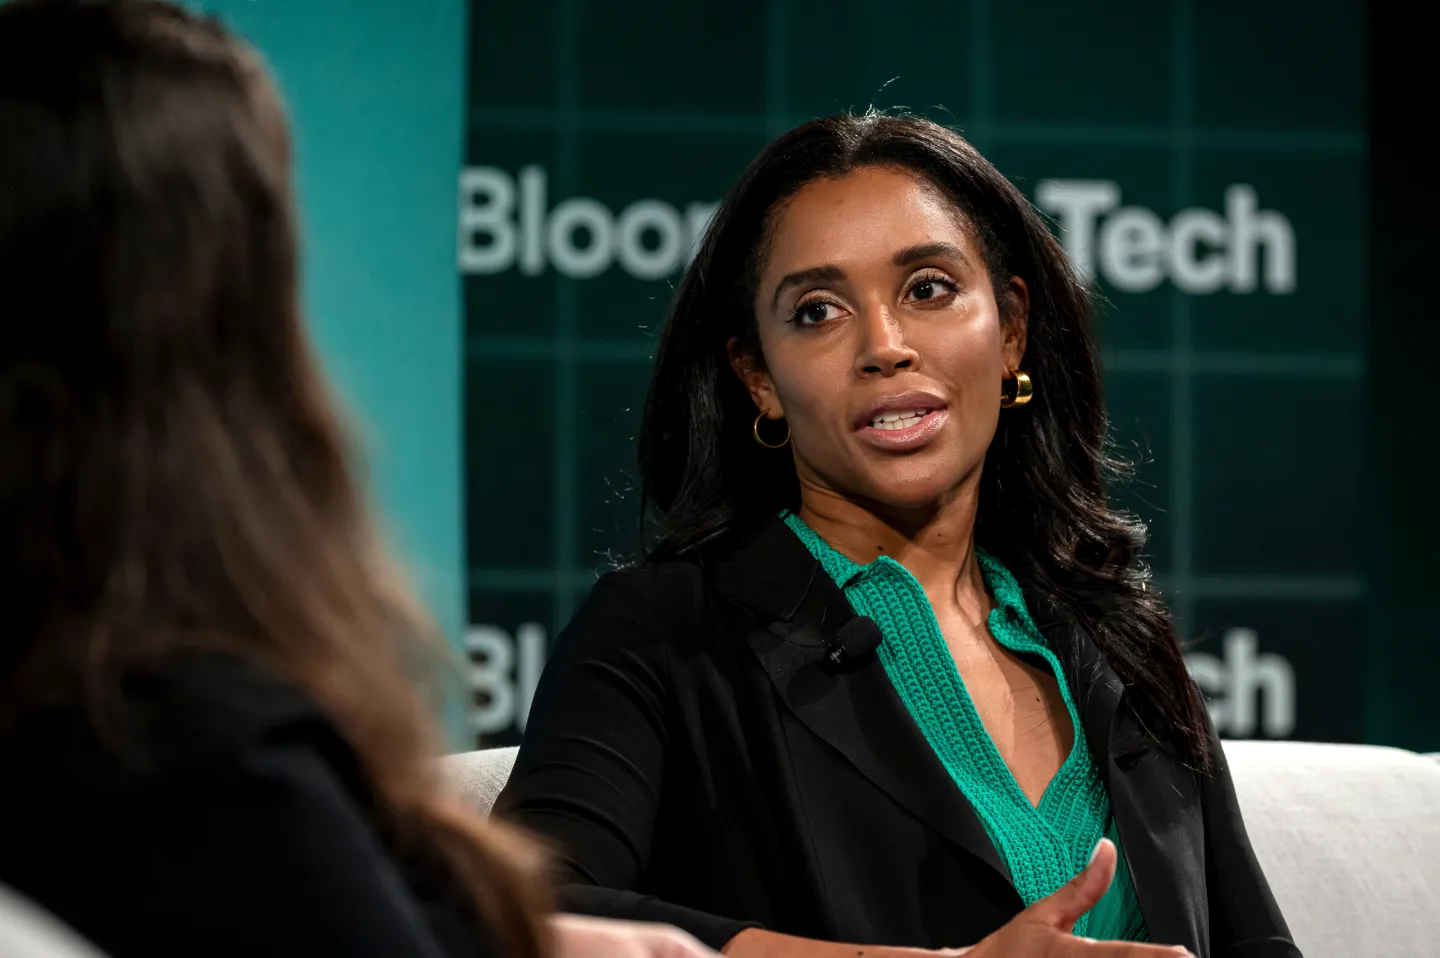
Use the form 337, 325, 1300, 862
467, 340, 1363, 377
968, 0, 993, 152
763, 0, 789, 138
1168, 0, 1196, 632
465, 110, 1363, 155
550, 0, 581, 628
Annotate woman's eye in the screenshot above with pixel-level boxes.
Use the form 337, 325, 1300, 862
907, 276, 957, 302
795, 301, 837, 325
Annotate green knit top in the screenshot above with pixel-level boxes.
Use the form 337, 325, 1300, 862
783, 512, 1147, 942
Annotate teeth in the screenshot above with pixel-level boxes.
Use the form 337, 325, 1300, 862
870, 409, 928, 430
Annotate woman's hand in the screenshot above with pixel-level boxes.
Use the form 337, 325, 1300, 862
548, 914, 721, 958
723, 839, 1194, 958
952, 839, 1193, 958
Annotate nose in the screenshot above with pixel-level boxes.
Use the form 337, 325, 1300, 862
854, 304, 920, 377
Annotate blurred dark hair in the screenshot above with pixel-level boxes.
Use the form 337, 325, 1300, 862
0, 1, 548, 950
639, 112, 1209, 770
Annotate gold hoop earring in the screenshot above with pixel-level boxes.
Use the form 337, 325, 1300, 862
1000, 370, 1034, 408
752, 412, 790, 449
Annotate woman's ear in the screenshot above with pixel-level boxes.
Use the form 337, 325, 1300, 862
726, 336, 784, 418
1001, 276, 1030, 372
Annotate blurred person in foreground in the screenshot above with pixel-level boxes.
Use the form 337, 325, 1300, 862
0, 2, 714, 956
497, 113, 1299, 958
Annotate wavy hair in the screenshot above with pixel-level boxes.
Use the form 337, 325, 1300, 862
0, 1, 549, 951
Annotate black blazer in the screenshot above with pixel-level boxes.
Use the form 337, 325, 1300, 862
498, 516, 1300, 957
0, 654, 495, 958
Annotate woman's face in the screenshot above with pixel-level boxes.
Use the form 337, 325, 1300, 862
735, 165, 1028, 513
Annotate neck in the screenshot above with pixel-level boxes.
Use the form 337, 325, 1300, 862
795, 477, 991, 618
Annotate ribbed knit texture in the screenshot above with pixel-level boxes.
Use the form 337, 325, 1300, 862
783, 512, 1147, 942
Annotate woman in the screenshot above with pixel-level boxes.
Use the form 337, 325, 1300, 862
0, 3, 714, 957
497, 114, 1299, 958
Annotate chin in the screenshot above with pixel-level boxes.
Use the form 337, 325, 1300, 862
864, 468, 963, 514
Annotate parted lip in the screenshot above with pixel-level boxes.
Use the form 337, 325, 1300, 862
853, 390, 949, 429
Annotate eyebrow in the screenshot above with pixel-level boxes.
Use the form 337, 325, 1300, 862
770, 264, 846, 311
768, 243, 970, 311
892, 242, 968, 267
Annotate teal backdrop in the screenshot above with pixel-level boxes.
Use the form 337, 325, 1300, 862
462, 0, 1389, 748
204, 1, 470, 684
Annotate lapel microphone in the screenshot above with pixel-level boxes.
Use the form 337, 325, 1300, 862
824, 616, 883, 672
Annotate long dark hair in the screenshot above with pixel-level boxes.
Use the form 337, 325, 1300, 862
639, 113, 1209, 770
0, 1, 548, 952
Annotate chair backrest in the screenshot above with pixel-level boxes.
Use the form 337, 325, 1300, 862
446, 741, 1440, 956
443, 744, 518, 818
1222, 740, 1440, 958
0, 884, 108, 958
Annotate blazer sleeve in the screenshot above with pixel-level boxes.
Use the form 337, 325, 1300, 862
6, 734, 482, 958
1201, 717, 1304, 958
495, 568, 761, 951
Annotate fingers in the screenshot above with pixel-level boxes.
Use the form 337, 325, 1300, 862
654, 927, 722, 958
1076, 943, 1194, 958
547, 914, 720, 958
1023, 838, 1118, 931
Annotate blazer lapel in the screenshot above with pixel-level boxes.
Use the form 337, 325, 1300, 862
709, 535, 1206, 951
1037, 599, 1205, 955
1028, 592, 1125, 775
708, 517, 1011, 884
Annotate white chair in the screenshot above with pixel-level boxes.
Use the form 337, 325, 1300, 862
0, 884, 108, 958
446, 741, 1440, 958
1221, 741, 1440, 958
446, 744, 518, 820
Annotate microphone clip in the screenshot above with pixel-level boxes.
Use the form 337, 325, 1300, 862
822, 616, 883, 673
